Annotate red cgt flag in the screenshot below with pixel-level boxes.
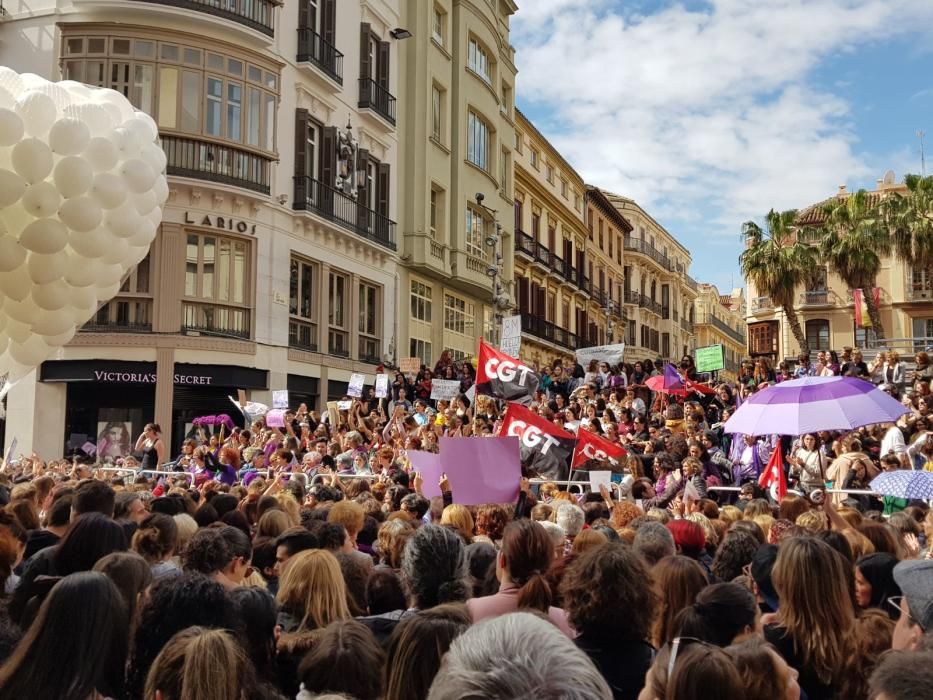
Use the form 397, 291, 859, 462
475, 340, 539, 405
571, 428, 628, 469
758, 444, 787, 502
498, 402, 575, 481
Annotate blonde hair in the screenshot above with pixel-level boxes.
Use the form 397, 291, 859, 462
377, 519, 414, 570
144, 627, 252, 700
843, 528, 876, 559
685, 513, 718, 550
795, 511, 827, 532
328, 500, 365, 539
570, 529, 607, 556
772, 537, 855, 686
172, 514, 198, 552
275, 491, 301, 527
837, 508, 863, 528
440, 504, 474, 542
719, 505, 742, 525
752, 514, 774, 542
276, 550, 350, 631
256, 509, 290, 540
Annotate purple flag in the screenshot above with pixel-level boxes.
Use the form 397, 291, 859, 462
663, 363, 682, 391
439, 436, 522, 505
407, 451, 444, 499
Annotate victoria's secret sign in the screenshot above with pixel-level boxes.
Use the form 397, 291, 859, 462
94, 371, 213, 385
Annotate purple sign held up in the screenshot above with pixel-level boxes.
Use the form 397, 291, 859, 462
407, 451, 444, 499
439, 436, 521, 506
266, 409, 286, 428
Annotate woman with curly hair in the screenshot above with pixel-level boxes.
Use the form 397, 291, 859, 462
560, 542, 656, 700
711, 529, 760, 583
474, 504, 510, 547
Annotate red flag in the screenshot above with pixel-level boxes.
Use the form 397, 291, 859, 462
571, 428, 627, 469
758, 445, 787, 502
476, 340, 539, 405
498, 402, 575, 481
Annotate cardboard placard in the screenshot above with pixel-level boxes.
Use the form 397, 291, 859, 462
399, 357, 421, 374
500, 314, 522, 358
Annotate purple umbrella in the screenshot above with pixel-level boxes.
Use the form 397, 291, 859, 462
723, 376, 908, 436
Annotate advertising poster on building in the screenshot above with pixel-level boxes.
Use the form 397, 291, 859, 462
695, 344, 725, 373
96, 421, 133, 459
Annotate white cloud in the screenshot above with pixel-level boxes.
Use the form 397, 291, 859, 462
511, 0, 933, 270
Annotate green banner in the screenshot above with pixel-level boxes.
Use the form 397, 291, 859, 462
695, 344, 725, 373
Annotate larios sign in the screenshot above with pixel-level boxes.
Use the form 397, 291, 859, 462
184, 212, 257, 235
93, 371, 214, 385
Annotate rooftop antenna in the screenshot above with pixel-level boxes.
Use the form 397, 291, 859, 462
918, 130, 926, 177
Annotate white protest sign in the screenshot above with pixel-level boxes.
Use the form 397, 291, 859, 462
430, 379, 461, 401
465, 384, 476, 404
347, 373, 365, 398
272, 390, 289, 409
375, 374, 389, 398
336, 400, 353, 410
500, 314, 522, 358
3, 437, 17, 465
575, 343, 626, 367
589, 470, 613, 493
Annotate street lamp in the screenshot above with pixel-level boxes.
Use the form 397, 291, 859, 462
475, 193, 510, 345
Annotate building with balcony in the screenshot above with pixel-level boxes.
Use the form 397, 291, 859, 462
395, 0, 518, 365
745, 172, 930, 363
510, 110, 603, 368
1, 0, 401, 459
594, 191, 697, 363
693, 284, 747, 381
586, 187, 632, 350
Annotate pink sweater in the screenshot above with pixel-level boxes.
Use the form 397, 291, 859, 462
466, 584, 576, 638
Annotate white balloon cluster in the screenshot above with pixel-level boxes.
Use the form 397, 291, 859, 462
0, 68, 168, 398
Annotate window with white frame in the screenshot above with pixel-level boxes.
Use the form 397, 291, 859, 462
546, 162, 554, 184
410, 280, 433, 322
410, 338, 433, 366
465, 206, 486, 258
432, 5, 446, 45
468, 38, 491, 84
183, 233, 250, 337
560, 178, 568, 198
467, 111, 489, 171
289, 256, 317, 351
499, 148, 510, 193
358, 281, 380, 361
328, 270, 349, 356
444, 293, 475, 336
530, 148, 539, 169
431, 84, 445, 143
515, 130, 523, 153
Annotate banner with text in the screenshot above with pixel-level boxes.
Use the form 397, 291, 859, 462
476, 340, 539, 405
375, 374, 389, 398
272, 390, 289, 409
347, 373, 365, 398
430, 379, 461, 401
399, 358, 421, 374
500, 314, 522, 358
575, 343, 626, 367
571, 428, 627, 469
694, 344, 725, 373
498, 402, 575, 481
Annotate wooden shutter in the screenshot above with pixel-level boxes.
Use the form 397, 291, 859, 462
298, 0, 311, 29
377, 41, 390, 90
576, 249, 585, 284
294, 108, 309, 209
377, 162, 390, 217
321, 0, 336, 45
535, 286, 546, 319
360, 23, 371, 80
319, 125, 337, 215
517, 277, 530, 313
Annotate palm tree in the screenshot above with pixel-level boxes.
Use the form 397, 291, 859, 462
881, 174, 933, 287
817, 190, 890, 338
740, 209, 820, 356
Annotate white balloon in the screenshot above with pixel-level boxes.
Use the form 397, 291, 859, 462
103, 201, 140, 238
0, 263, 31, 299
0, 169, 26, 207
96, 101, 126, 131
20, 218, 68, 254
53, 156, 93, 199
153, 177, 169, 206
49, 117, 90, 155
4, 317, 31, 343
95, 280, 122, 300
83, 136, 119, 171
3, 295, 38, 323
64, 258, 103, 287
101, 237, 129, 265
121, 159, 157, 194
68, 227, 109, 258
9, 334, 50, 367
140, 142, 168, 174
90, 172, 127, 209
108, 126, 140, 158
31, 279, 70, 310
58, 81, 93, 99
13, 91, 57, 136
68, 284, 97, 310
27, 250, 68, 284
0, 236, 27, 272
0, 108, 24, 146
0, 68, 24, 98
31, 307, 75, 336
59, 197, 103, 232
122, 115, 157, 145
11, 138, 54, 183
128, 221, 157, 247
44, 326, 76, 348
132, 190, 158, 216
21, 182, 62, 218
96, 262, 125, 287
63, 103, 112, 137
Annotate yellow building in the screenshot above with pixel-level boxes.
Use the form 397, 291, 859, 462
586, 187, 632, 348
693, 284, 747, 381
598, 192, 698, 363
512, 110, 600, 367
396, 0, 518, 365
745, 172, 932, 363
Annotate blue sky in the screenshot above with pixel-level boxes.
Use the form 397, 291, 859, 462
511, 0, 933, 294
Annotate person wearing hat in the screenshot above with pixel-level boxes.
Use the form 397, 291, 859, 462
891, 559, 933, 650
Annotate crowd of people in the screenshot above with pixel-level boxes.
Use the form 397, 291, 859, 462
0, 343, 932, 698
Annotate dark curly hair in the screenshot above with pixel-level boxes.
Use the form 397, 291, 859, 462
474, 504, 510, 542
126, 573, 231, 697
181, 527, 233, 575
560, 543, 657, 642
711, 530, 760, 582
